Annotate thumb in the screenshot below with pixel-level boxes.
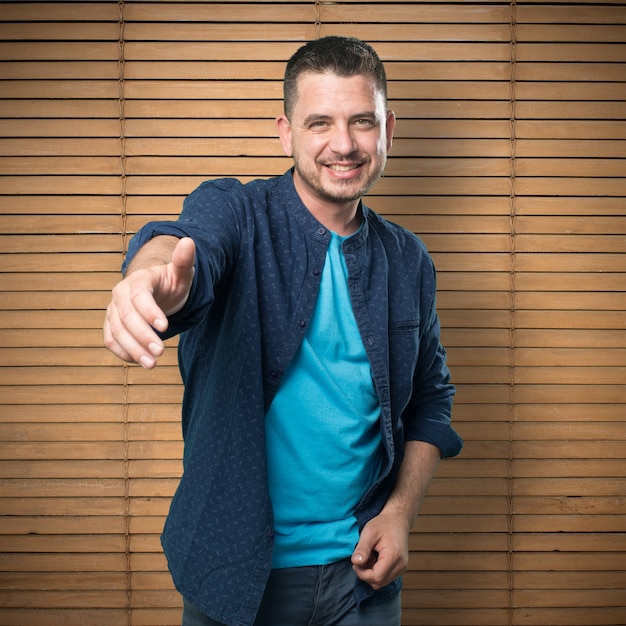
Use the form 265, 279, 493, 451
159, 237, 196, 318
171, 237, 196, 278
352, 530, 378, 569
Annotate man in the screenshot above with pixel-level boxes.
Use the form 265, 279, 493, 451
104, 36, 462, 626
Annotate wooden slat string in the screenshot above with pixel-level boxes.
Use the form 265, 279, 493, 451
117, 2, 132, 624
315, 1, 323, 40
507, 3, 518, 626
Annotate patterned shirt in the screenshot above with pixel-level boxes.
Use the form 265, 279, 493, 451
125, 170, 463, 626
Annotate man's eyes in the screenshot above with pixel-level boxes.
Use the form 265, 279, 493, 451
308, 118, 376, 129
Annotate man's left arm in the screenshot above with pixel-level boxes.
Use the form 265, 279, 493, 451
351, 439, 441, 589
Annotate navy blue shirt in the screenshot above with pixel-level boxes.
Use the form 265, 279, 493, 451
125, 171, 463, 626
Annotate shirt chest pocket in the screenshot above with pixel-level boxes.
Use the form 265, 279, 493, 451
389, 319, 420, 335
387, 319, 421, 402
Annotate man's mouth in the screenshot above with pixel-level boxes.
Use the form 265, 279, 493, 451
327, 163, 361, 172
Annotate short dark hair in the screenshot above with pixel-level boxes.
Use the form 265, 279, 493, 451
283, 36, 388, 119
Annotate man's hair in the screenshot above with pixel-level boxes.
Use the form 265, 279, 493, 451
283, 36, 388, 119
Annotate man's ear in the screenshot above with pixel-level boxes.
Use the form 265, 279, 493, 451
385, 110, 396, 152
276, 114, 294, 157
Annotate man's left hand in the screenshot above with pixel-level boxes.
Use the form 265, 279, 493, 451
350, 509, 410, 590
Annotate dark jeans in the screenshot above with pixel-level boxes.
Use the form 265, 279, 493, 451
181, 558, 401, 626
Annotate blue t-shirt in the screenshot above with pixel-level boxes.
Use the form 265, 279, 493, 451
265, 230, 384, 568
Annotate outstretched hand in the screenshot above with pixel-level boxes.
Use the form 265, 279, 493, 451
103, 236, 196, 369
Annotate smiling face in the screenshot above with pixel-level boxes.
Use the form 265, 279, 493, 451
276, 71, 395, 223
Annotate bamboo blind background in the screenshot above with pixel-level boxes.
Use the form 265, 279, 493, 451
0, 1, 624, 625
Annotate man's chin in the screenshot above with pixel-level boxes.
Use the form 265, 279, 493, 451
319, 176, 374, 203
295, 167, 378, 205
320, 187, 366, 205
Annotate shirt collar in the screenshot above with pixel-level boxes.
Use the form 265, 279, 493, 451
278, 169, 370, 249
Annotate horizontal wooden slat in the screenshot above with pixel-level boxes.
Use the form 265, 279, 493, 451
0, 3, 119, 21
516, 139, 626, 158
514, 571, 626, 589
0, 347, 179, 368
516, 102, 626, 120
0, 23, 119, 41
123, 22, 517, 42
516, 120, 626, 139
455, 402, 626, 422
0, 42, 119, 61
0, 451, 183, 473
0, 61, 119, 79
0, 195, 123, 215
516, 82, 626, 100
516, 61, 626, 81
517, 24, 626, 42
121, 3, 512, 24
517, 5, 626, 24
0, 571, 128, 591
0, 80, 119, 98
119, 41, 511, 62
0, 119, 121, 138
517, 43, 625, 62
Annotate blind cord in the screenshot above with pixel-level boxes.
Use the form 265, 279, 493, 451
314, 1, 323, 39
117, 1, 132, 624
507, 2, 518, 625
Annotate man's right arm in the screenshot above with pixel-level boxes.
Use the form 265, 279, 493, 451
103, 236, 196, 369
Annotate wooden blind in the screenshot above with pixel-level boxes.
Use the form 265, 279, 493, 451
0, 1, 624, 625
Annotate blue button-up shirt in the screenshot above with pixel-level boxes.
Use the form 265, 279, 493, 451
125, 171, 463, 626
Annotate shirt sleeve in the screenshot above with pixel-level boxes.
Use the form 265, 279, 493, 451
402, 273, 463, 459
122, 178, 245, 338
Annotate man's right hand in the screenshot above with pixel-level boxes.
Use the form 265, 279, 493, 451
103, 236, 196, 369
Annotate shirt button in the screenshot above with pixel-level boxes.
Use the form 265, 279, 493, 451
317, 227, 326, 236
299, 320, 306, 327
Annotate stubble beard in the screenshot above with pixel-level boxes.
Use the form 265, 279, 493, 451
295, 154, 387, 206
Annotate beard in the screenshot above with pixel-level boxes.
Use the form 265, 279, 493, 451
293, 152, 387, 206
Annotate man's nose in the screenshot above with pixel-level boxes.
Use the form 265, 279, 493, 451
329, 124, 357, 156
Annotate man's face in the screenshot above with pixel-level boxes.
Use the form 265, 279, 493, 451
276, 71, 395, 211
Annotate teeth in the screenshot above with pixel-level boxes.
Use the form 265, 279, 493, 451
329, 164, 356, 171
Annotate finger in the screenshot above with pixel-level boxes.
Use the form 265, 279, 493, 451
109, 324, 162, 369
351, 524, 378, 569
171, 237, 196, 278
353, 551, 402, 590
127, 283, 169, 334
104, 303, 149, 365
352, 522, 407, 589
103, 312, 134, 364
352, 548, 377, 570
352, 537, 381, 586
157, 238, 195, 317
106, 294, 165, 368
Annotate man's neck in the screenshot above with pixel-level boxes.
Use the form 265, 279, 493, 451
292, 172, 363, 236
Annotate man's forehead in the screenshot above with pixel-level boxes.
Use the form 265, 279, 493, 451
296, 70, 377, 87
294, 71, 384, 104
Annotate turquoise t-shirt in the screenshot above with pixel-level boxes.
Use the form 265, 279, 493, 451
265, 230, 384, 568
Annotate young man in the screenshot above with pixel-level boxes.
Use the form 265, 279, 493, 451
104, 36, 462, 626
